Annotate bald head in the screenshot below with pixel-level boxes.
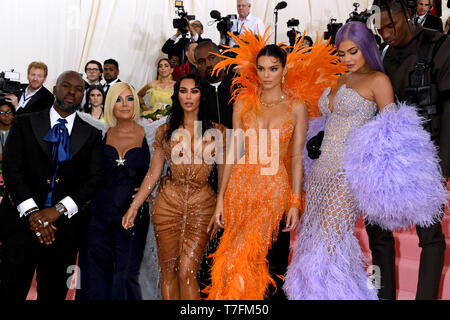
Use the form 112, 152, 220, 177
56, 71, 84, 88
54, 71, 85, 114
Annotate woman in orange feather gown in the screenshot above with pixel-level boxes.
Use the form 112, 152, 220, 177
205, 28, 345, 300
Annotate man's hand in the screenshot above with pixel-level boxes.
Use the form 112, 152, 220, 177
186, 18, 196, 37
29, 207, 62, 245
4, 94, 19, 108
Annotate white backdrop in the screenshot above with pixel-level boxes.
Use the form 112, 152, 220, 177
1, 0, 447, 91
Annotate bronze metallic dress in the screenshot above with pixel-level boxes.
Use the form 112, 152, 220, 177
151, 123, 226, 277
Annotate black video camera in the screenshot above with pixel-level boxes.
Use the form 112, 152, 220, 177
0, 71, 21, 98
324, 18, 343, 45
286, 18, 301, 47
346, 2, 376, 24
210, 10, 237, 34
173, 1, 195, 33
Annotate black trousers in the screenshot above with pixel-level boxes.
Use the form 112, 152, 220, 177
266, 223, 291, 301
82, 210, 149, 300
365, 219, 446, 300
0, 228, 78, 300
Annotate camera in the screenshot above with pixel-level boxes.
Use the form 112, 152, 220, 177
324, 18, 343, 44
210, 10, 237, 34
287, 18, 300, 28
173, 1, 195, 32
0, 71, 21, 98
346, 2, 375, 24
286, 18, 301, 47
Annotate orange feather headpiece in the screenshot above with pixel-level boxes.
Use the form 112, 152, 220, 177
212, 26, 347, 119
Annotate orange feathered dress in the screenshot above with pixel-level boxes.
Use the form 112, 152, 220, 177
206, 28, 346, 300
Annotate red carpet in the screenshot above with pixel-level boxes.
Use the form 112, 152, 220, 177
26, 181, 450, 300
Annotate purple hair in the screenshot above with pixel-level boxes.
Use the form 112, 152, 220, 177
335, 21, 385, 73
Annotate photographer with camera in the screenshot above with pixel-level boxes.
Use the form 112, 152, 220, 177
162, 2, 204, 66
218, 0, 265, 48
4, 62, 54, 115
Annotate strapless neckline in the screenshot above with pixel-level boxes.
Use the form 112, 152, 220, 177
325, 84, 376, 114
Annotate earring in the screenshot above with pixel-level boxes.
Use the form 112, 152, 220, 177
282, 75, 286, 84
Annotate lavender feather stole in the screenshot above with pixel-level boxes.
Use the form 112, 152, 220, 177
342, 102, 448, 231
303, 116, 326, 185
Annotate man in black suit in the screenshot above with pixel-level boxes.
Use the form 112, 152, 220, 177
0, 71, 104, 300
4, 61, 54, 115
412, 0, 444, 32
103, 59, 121, 98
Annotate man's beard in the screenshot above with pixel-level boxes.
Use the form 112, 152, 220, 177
55, 96, 79, 113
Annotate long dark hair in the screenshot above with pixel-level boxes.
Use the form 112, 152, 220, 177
165, 73, 213, 141
83, 84, 105, 114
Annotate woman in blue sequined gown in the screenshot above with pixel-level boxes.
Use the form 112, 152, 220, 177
285, 22, 397, 300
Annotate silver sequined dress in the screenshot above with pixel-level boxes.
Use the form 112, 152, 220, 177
285, 84, 380, 300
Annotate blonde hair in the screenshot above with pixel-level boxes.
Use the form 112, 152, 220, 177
104, 82, 140, 127
27, 61, 48, 77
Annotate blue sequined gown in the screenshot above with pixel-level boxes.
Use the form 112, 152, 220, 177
285, 85, 380, 300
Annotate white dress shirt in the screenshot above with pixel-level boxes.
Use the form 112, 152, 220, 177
220, 13, 266, 47
414, 13, 428, 26
103, 78, 120, 93
17, 107, 79, 219
17, 86, 42, 111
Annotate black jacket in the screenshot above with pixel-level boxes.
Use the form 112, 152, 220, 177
423, 14, 444, 33
204, 71, 235, 129
383, 27, 450, 177
14, 86, 54, 115
161, 35, 207, 64
0, 107, 104, 240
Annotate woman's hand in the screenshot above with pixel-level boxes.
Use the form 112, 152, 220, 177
207, 199, 225, 239
282, 208, 300, 232
122, 207, 138, 230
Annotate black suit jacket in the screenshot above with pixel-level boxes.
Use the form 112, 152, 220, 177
204, 70, 236, 129
14, 86, 55, 115
0, 107, 104, 242
424, 14, 444, 33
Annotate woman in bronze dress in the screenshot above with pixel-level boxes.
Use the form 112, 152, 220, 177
122, 73, 226, 300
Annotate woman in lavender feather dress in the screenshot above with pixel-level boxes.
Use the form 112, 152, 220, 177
284, 22, 447, 300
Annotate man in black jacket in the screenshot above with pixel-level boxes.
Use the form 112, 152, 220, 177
412, 0, 444, 32
195, 41, 234, 129
4, 61, 54, 115
0, 71, 104, 300
370, 0, 449, 300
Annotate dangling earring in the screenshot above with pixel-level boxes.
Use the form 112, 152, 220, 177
282, 75, 286, 84
157, 74, 161, 81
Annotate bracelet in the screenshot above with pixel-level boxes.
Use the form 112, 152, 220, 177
289, 193, 302, 210
24, 207, 40, 217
